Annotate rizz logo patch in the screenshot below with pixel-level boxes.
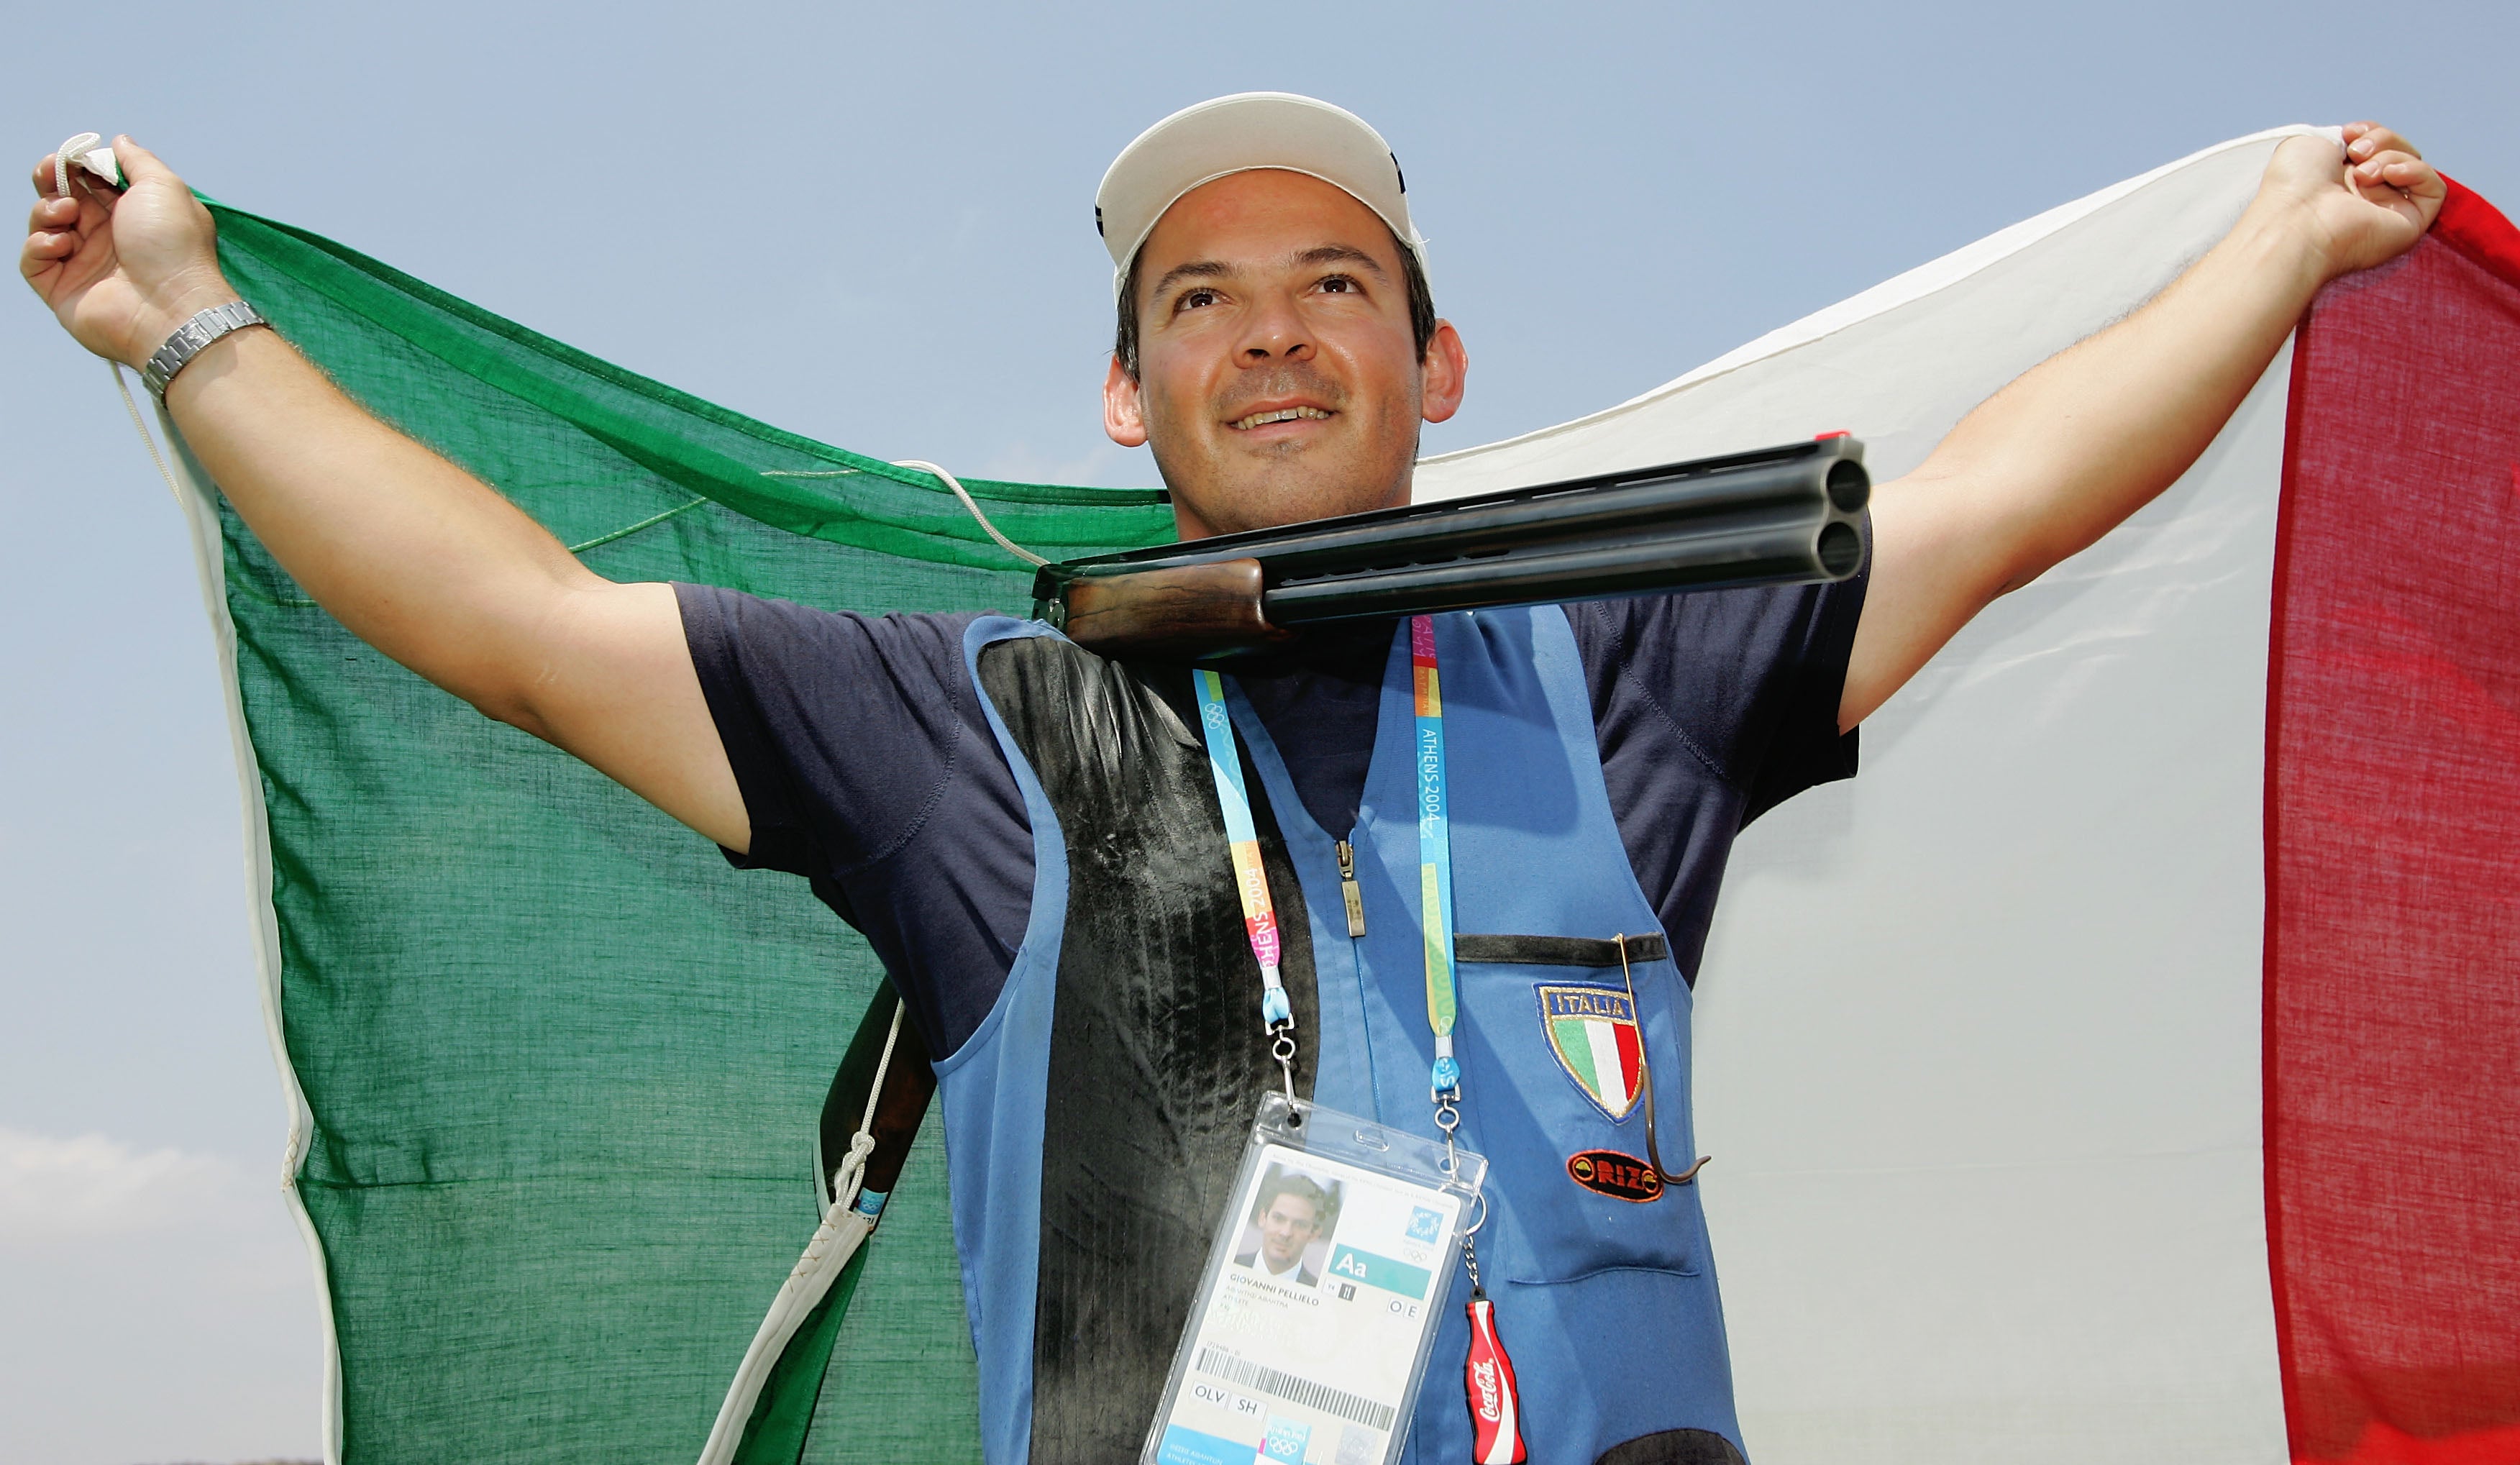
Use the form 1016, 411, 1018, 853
1537, 985, 1643, 1121
1567, 1149, 1664, 1203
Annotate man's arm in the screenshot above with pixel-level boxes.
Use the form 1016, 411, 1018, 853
1842, 123, 2446, 731
22, 139, 750, 850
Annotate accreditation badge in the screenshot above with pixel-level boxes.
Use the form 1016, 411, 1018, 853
1142, 1092, 1489, 1465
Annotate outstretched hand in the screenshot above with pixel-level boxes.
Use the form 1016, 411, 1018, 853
21, 136, 235, 368
2260, 122, 2444, 280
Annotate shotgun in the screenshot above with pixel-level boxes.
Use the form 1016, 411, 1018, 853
1031, 434, 1870, 658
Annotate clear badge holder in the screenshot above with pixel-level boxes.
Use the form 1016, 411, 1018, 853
1141, 1092, 1487, 1465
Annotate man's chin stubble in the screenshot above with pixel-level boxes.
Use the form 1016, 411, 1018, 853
1151, 424, 1416, 532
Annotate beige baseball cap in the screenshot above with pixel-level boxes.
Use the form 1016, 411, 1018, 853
1095, 92, 1429, 302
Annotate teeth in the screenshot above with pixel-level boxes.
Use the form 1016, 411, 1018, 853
1231, 406, 1333, 430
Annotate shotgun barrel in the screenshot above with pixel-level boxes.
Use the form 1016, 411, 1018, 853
1032, 434, 1869, 657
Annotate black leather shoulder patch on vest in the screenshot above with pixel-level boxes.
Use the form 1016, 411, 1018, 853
977, 636, 1318, 1464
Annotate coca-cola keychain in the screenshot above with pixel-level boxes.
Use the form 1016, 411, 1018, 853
1458, 1196, 1526, 1464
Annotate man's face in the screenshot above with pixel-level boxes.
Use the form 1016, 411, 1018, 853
1103, 169, 1468, 539
1258, 1190, 1323, 1269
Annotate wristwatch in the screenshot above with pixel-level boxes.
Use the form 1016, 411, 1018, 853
140, 300, 268, 401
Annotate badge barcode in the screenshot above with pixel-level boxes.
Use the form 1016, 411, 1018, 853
1194, 1346, 1397, 1431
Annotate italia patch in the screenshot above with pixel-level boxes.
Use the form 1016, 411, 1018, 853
1538, 984, 1644, 1121
1566, 1149, 1663, 1203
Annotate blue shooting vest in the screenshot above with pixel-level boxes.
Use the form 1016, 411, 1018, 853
939, 606, 1743, 1465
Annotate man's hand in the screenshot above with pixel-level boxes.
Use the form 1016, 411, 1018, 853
1845, 123, 2443, 731
22, 137, 237, 365
2270, 123, 2445, 280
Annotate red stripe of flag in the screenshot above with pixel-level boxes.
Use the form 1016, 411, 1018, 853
2265, 176, 2520, 1465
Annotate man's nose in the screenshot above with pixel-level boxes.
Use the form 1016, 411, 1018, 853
1238, 294, 1313, 365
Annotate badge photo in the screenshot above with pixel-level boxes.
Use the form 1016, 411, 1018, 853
1536, 985, 1644, 1122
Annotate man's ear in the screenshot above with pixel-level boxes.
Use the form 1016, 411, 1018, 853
1420, 319, 1469, 425
1104, 355, 1150, 447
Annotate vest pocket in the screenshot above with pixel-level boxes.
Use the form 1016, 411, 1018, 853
1452, 954, 1704, 1282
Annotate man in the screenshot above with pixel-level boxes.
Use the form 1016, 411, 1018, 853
1235, 1171, 1332, 1287
22, 94, 2442, 1465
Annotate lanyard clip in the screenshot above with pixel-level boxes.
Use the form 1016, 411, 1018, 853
1267, 1022, 1298, 1104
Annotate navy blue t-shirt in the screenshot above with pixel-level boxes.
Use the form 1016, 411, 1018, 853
677, 578, 1865, 1059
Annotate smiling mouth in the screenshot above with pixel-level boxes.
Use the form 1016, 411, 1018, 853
1228, 406, 1335, 431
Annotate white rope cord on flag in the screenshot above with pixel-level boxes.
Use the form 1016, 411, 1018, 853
110, 362, 184, 510
895, 457, 1050, 567
56, 134, 186, 512
695, 1000, 908, 1465
52, 132, 97, 198
829, 1000, 905, 1206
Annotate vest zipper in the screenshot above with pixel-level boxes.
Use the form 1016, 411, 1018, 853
1336, 839, 1367, 937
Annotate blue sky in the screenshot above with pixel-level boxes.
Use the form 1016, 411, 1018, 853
4, 1, 2514, 1459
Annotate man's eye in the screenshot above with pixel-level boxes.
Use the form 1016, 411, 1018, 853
1319, 275, 1357, 294
1178, 288, 1220, 311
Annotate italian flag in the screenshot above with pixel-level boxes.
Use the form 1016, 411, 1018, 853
165, 125, 2517, 1464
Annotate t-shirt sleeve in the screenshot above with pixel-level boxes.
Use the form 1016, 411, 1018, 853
672, 583, 979, 880
1574, 532, 1869, 824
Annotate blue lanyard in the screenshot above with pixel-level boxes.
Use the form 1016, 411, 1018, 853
1409, 616, 1461, 1100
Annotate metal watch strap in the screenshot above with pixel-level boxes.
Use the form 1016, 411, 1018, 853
140, 301, 268, 401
